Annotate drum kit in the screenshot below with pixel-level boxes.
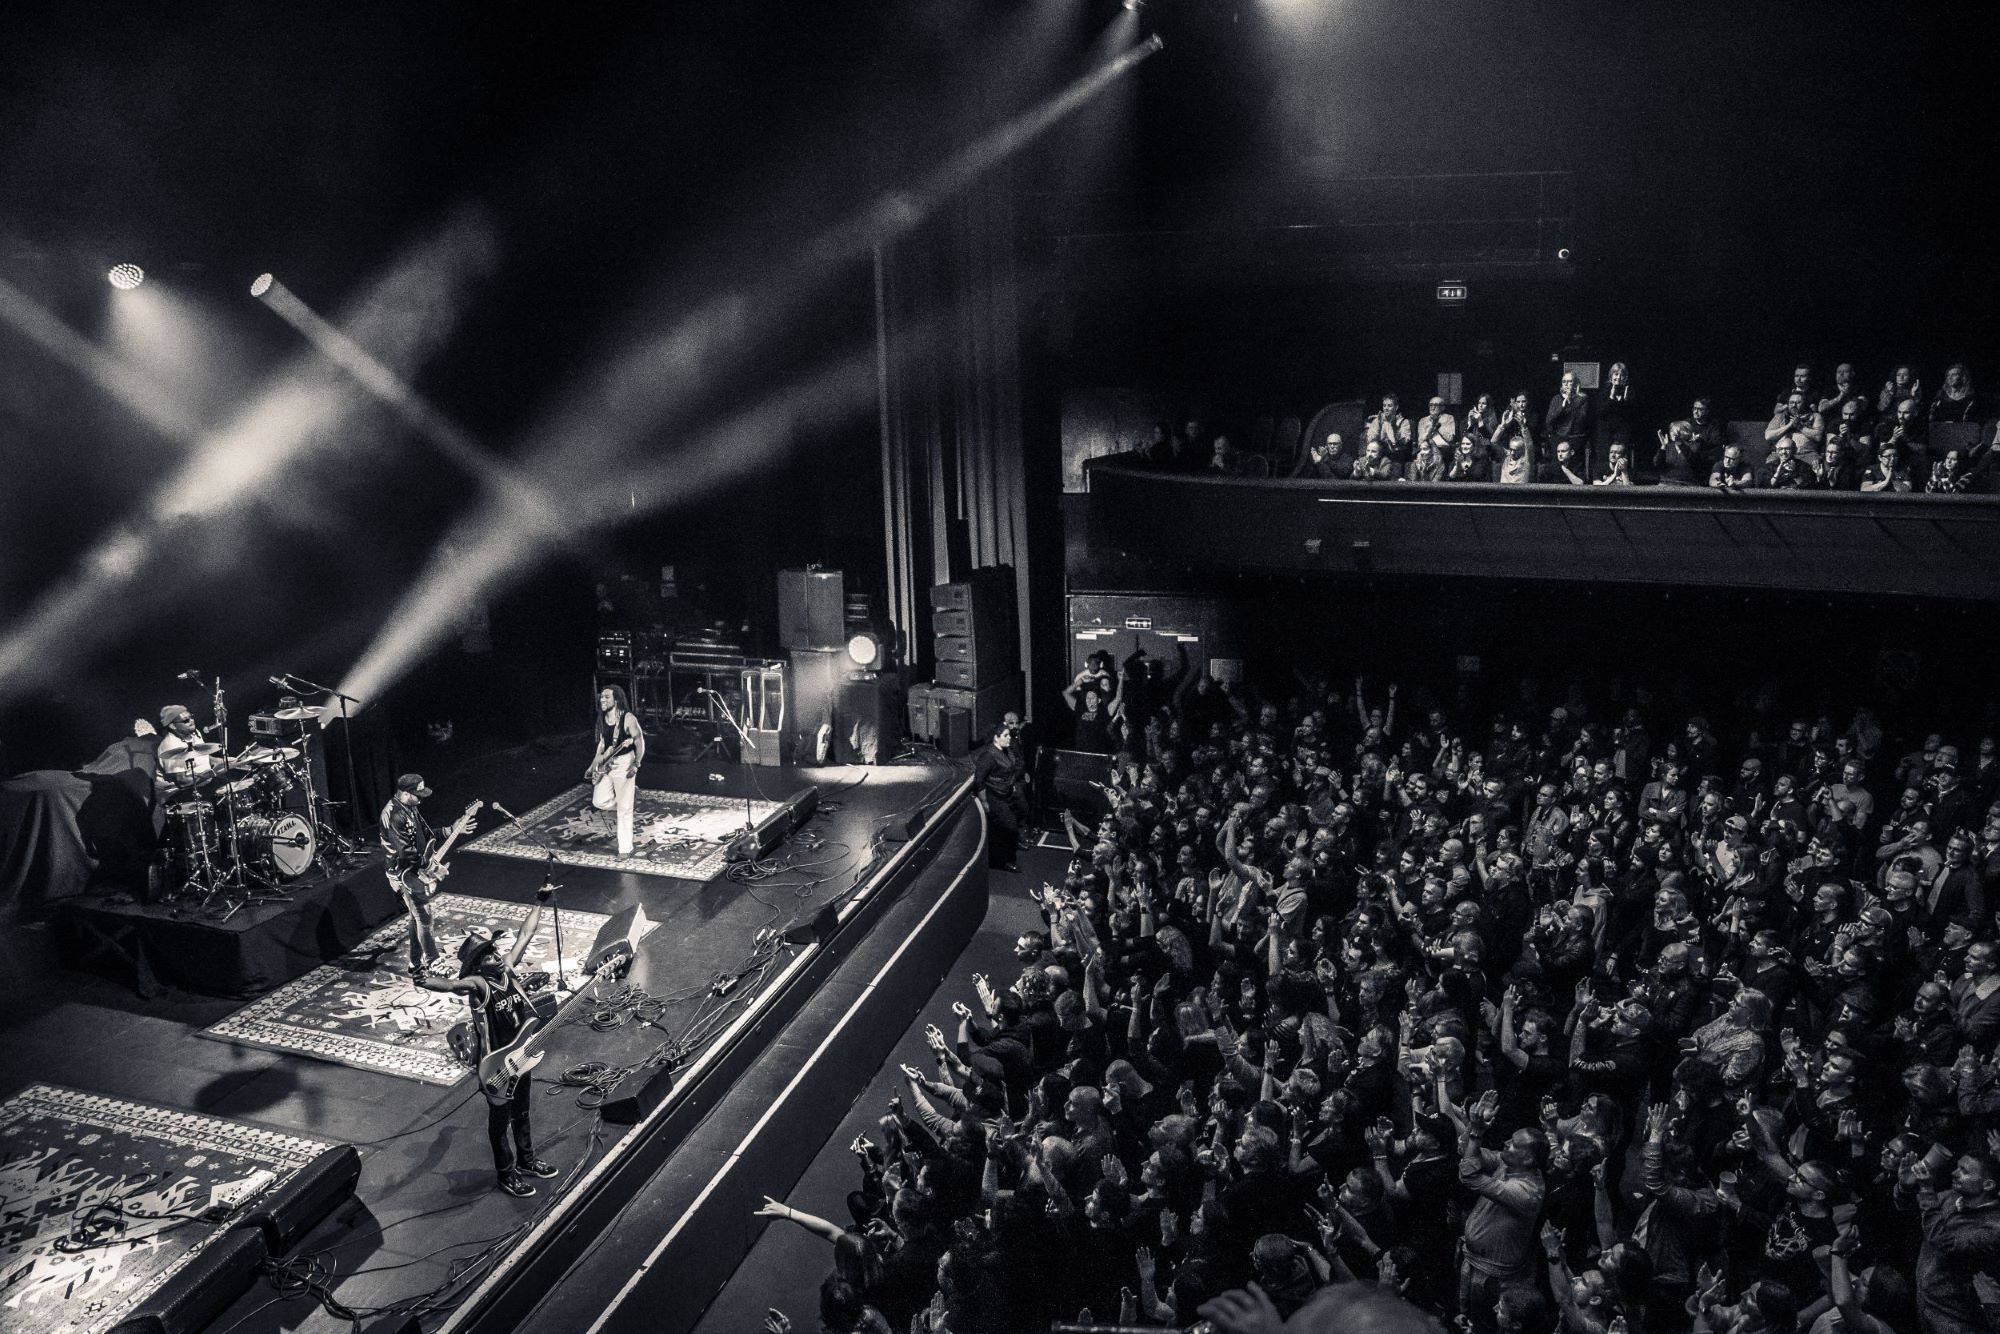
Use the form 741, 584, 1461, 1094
159, 689, 363, 918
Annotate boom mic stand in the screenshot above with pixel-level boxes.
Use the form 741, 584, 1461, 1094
540, 849, 568, 997
275, 672, 366, 848
699, 687, 761, 861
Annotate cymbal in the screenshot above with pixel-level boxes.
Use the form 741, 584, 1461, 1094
272, 706, 329, 722
232, 745, 301, 766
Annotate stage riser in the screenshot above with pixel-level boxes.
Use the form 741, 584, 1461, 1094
53, 853, 399, 997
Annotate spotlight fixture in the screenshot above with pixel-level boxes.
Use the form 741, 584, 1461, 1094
108, 263, 145, 290
1123, 0, 1144, 9
846, 628, 888, 673
249, 272, 274, 298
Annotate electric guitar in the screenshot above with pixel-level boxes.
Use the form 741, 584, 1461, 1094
413, 799, 484, 898
477, 1016, 546, 1104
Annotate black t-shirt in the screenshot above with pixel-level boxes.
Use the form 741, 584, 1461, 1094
1071, 688, 1114, 751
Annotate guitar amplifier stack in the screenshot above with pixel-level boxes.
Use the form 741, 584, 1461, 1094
915, 568, 1021, 755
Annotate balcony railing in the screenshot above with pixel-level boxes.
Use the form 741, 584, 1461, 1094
1082, 459, 2000, 601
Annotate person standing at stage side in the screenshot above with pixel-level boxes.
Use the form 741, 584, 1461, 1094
380, 773, 444, 973
972, 719, 1030, 874
587, 685, 645, 856
417, 890, 560, 1199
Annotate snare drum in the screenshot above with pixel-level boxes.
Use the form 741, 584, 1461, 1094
235, 812, 316, 878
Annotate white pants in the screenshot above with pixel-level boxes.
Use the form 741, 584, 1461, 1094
592, 755, 638, 855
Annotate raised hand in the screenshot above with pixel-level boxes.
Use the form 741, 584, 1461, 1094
950, 1001, 973, 1022
1197, 1284, 1285, 1334
765, 1311, 793, 1334
1102, 1153, 1129, 1187
1160, 1208, 1180, 1247
900, 1063, 925, 1084
754, 1195, 791, 1220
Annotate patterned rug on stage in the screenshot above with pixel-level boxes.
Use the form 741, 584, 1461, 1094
462, 783, 783, 881
197, 894, 629, 1085
0, 1084, 337, 1334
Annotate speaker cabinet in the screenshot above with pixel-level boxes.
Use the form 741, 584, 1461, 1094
778, 568, 846, 650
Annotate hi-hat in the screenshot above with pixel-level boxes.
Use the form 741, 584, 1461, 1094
272, 705, 330, 722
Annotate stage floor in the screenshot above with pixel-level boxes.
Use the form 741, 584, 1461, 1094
0, 734, 967, 1333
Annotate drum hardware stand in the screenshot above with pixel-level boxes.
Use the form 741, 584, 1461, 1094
274, 672, 366, 839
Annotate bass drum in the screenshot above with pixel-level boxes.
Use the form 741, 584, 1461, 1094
236, 812, 317, 878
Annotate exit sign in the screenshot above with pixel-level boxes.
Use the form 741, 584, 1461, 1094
1436, 282, 1470, 304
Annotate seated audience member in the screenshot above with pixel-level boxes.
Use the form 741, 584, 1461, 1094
1708, 443, 1754, 490
1877, 363, 1923, 416
1417, 397, 1456, 457
1592, 440, 1634, 486
1209, 435, 1242, 476
1816, 435, 1863, 491
1293, 432, 1354, 480
1493, 393, 1537, 482
1354, 439, 1400, 482
1817, 361, 1867, 423
1653, 420, 1702, 486
1688, 397, 1727, 476
1544, 370, 1593, 475
1758, 438, 1811, 490
1825, 397, 1873, 457
1879, 397, 1928, 465
1537, 439, 1587, 485
1137, 421, 1185, 470
1765, 391, 1825, 466
1860, 442, 1912, 493
1365, 395, 1414, 466
1926, 448, 1972, 494
1445, 433, 1493, 483
1930, 362, 1978, 424
1464, 392, 1501, 447
1404, 431, 1448, 483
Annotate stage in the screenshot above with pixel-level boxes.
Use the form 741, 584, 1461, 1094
0, 737, 985, 1334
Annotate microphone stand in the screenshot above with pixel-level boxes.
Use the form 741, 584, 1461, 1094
701, 688, 760, 856
279, 672, 366, 842
540, 849, 568, 997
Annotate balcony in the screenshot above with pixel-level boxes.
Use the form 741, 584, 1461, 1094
1081, 460, 2000, 601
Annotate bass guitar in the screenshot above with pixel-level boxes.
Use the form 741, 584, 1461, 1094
413, 799, 485, 898
477, 1016, 546, 1104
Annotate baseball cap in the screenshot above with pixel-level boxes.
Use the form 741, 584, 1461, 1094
396, 773, 434, 798
159, 704, 194, 726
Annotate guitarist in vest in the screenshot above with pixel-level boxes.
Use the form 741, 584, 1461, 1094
587, 685, 645, 856
417, 894, 559, 1198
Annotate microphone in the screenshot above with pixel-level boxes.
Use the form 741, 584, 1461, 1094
177, 670, 203, 682
269, 675, 295, 689
491, 801, 519, 822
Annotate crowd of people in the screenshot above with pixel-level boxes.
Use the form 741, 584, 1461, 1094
1127, 361, 1998, 494
755, 661, 2000, 1333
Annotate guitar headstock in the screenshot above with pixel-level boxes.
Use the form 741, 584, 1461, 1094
454, 799, 485, 830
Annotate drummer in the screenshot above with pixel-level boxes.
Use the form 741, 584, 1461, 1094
154, 704, 214, 793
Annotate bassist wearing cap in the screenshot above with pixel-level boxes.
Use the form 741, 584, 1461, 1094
380, 774, 482, 975
417, 886, 559, 1198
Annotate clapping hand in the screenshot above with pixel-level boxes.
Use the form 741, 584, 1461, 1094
1469, 1090, 1500, 1128
765, 1310, 792, 1334
900, 1063, 925, 1084
950, 1001, 973, 1022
